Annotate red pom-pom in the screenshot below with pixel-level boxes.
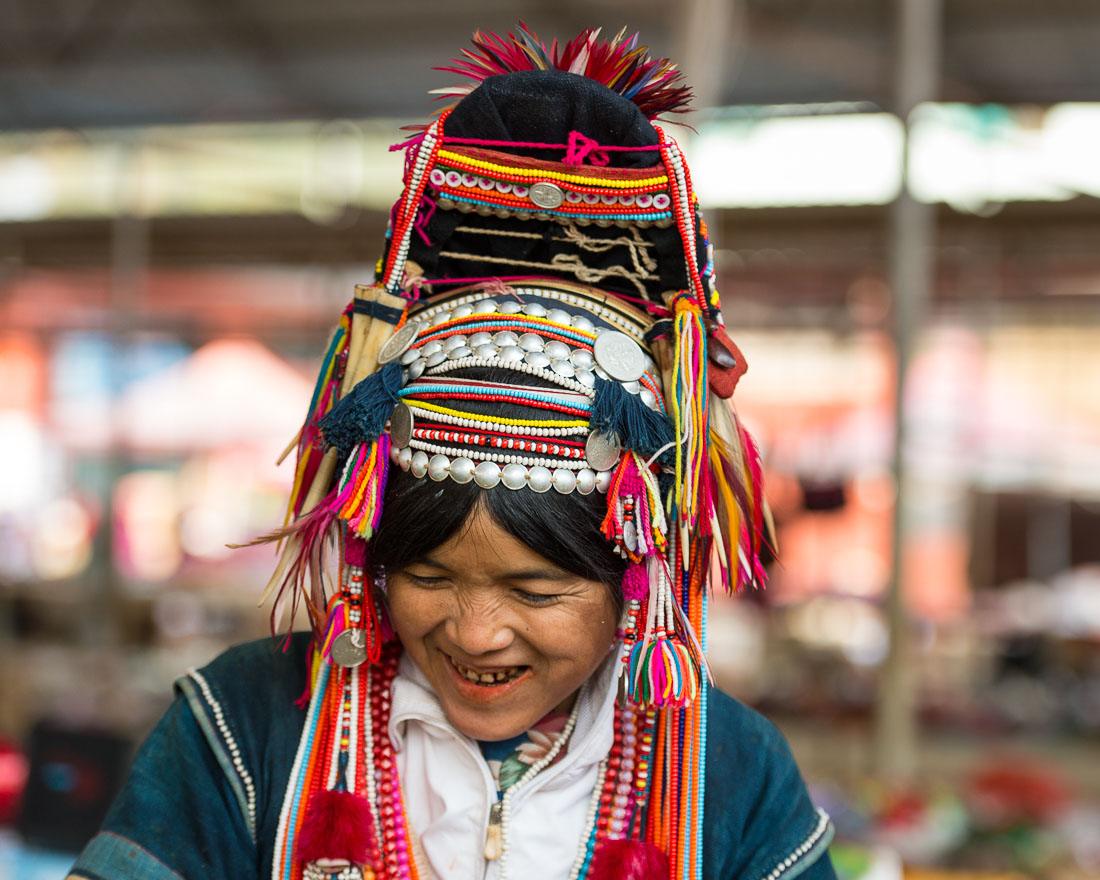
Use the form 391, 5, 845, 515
589, 838, 670, 880
295, 789, 375, 864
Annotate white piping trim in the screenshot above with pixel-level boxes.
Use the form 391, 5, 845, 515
188, 669, 257, 835
759, 808, 833, 880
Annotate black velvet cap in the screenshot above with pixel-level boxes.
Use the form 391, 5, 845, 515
443, 70, 660, 169
395, 69, 710, 309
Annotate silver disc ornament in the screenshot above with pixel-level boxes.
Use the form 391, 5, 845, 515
585, 430, 622, 472
378, 320, 423, 364
331, 628, 368, 668
593, 331, 646, 382
529, 182, 565, 209
389, 402, 414, 447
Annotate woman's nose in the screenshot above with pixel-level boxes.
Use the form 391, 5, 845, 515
445, 601, 514, 656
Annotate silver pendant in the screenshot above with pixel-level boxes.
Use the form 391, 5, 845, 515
593, 331, 646, 382
378, 320, 423, 364
330, 629, 367, 668
388, 402, 414, 447
585, 431, 622, 471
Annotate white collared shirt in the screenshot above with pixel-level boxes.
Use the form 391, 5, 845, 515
389, 651, 619, 880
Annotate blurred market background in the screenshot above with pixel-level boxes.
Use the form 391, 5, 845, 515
1, 0, 1099, 877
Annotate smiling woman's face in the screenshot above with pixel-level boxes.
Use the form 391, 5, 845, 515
384, 505, 619, 742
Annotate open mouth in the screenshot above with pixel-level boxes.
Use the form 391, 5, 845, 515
448, 655, 527, 686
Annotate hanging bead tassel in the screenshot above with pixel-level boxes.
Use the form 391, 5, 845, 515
317, 535, 383, 669
626, 557, 701, 708
295, 681, 380, 875
601, 453, 668, 563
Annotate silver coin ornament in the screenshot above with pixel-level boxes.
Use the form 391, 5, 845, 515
592, 331, 646, 382
529, 182, 565, 209
377, 320, 423, 364
585, 430, 623, 472
389, 402, 414, 447
331, 628, 367, 668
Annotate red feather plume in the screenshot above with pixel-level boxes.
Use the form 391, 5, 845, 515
588, 838, 670, 880
295, 789, 376, 864
432, 23, 692, 120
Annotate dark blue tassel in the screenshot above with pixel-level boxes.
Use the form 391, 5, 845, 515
591, 376, 675, 461
319, 362, 404, 456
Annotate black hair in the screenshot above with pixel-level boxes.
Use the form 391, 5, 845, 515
368, 365, 628, 600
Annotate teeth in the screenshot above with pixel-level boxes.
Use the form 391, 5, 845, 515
452, 659, 522, 685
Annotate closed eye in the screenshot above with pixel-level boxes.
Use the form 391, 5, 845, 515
514, 589, 559, 606
404, 572, 449, 587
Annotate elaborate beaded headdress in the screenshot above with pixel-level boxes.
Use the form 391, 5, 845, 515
263, 25, 768, 880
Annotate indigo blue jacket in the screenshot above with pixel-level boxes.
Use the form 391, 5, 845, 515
70, 635, 836, 880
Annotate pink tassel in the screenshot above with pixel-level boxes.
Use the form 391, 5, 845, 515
588, 839, 669, 880
295, 789, 375, 865
622, 562, 649, 603
344, 534, 369, 568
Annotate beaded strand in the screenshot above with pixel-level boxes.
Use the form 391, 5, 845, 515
403, 399, 588, 432
496, 700, 581, 879
435, 149, 669, 189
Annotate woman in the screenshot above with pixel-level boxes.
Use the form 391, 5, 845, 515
69, 26, 837, 880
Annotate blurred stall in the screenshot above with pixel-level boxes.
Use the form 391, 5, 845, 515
2, 1, 1100, 876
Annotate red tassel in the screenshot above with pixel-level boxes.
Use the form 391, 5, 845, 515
588, 839, 670, 880
295, 789, 375, 864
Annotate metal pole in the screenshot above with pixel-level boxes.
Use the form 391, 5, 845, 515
676, 0, 739, 118
873, 0, 942, 782
82, 137, 147, 647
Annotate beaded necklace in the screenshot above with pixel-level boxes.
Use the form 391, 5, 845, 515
275, 643, 656, 880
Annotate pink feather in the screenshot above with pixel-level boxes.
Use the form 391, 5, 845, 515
588, 838, 670, 880
295, 789, 375, 864
433, 24, 692, 120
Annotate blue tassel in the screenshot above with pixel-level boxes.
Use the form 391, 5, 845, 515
591, 376, 675, 461
319, 362, 404, 456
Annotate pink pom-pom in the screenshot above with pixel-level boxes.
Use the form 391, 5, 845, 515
621, 562, 650, 603
589, 838, 670, 880
344, 534, 369, 568
295, 789, 375, 864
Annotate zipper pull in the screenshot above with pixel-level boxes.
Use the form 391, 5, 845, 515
484, 800, 503, 860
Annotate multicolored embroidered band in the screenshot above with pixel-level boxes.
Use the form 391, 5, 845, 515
430, 147, 675, 227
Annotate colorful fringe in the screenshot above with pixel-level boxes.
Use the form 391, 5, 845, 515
708, 402, 769, 593
286, 305, 352, 522
334, 435, 392, 540
669, 292, 710, 537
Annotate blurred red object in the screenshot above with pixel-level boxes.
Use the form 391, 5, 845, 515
0, 738, 29, 825
966, 756, 1073, 827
